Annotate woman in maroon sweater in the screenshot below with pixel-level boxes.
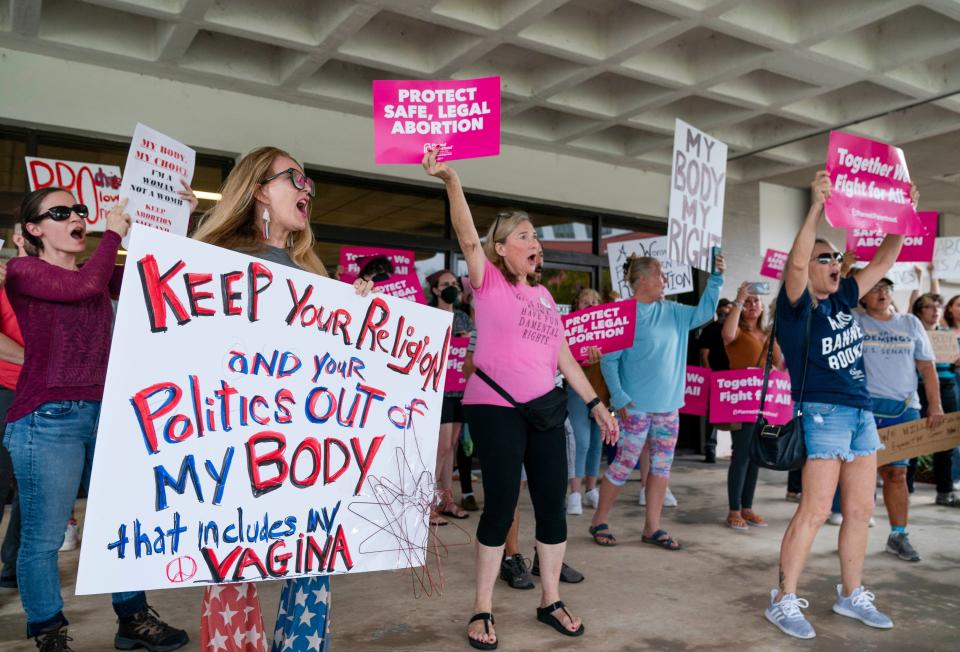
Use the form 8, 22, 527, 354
4, 188, 189, 651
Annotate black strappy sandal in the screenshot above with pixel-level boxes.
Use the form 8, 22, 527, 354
467, 612, 497, 650
536, 601, 585, 637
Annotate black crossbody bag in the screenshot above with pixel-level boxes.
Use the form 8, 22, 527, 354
474, 368, 568, 431
749, 304, 812, 471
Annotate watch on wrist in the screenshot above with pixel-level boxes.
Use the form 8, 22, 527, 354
585, 397, 601, 411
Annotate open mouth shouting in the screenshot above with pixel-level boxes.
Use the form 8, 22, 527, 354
295, 197, 309, 222
70, 225, 86, 242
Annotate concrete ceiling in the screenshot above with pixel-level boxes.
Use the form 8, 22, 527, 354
2, 0, 960, 213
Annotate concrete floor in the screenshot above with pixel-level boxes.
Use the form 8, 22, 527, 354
0, 457, 958, 651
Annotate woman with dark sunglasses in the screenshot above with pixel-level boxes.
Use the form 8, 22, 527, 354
4, 188, 190, 650
764, 170, 915, 640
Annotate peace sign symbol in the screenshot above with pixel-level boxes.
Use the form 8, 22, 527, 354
166, 556, 198, 583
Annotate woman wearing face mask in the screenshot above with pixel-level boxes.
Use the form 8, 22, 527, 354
764, 171, 914, 640
430, 270, 475, 523
721, 283, 783, 531
564, 288, 605, 515
5, 189, 189, 651
423, 148, 618, 650
193, 146, 374, 652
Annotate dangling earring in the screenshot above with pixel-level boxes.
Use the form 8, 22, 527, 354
261, 208, 270, 240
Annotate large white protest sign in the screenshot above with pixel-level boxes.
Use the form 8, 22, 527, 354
25, 157, 123, 232
607, 236, 693, 298
77, 226, 451, 595
851, 261, 919, 290
667, 119, 727, 271
933, 237, 960, 282
119, 123, 195, 247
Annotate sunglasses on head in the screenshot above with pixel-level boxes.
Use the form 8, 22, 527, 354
35, 204, 89, 222
260, 168, 316, 198
813, 252, 844, 264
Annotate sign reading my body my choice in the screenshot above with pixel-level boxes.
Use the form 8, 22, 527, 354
373, 77, 501, 164
76, 226, 452, 595
25, 157, 123, 232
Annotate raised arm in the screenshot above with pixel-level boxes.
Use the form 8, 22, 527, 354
722, 282, 749, 345
8, 231, 122, 303
682, 256, 724, 331
422, 148, 485, 288
855, 185, 916, 296
784, 171, 830, 304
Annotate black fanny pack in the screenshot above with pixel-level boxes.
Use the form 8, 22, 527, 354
474, 368, 567, 431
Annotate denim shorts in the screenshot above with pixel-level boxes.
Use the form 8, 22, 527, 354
800, 402, 883, 462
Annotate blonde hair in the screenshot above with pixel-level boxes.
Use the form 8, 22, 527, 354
574, 287, 601, 310
481, 209, 535, 285
624, 254, 659, 289
192, 146, 327, 276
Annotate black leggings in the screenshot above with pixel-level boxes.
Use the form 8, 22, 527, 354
917, 378, 957, 494
463, 404, 568, 546
727, 427, 759, 511
457, 441, 473, 495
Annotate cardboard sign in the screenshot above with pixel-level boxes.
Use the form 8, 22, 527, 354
444, 336, 469, 392
562, 301, 636, 363
25, 157, 123, 232
932, 237, 960, 282
118, 123, 195, 247
709, 369, 793, 426
76, 226, 452, 595
667, 119, 727, 271
607, 236, 693, 299
373, 77, 500, 164
928, 330, 960, 365
760, 249, 788, 280
846, 211, 937, 262
679, 366, 711, 416
824, 131, 920, 235
339, 246, 425, 304
877, 412, 960, 467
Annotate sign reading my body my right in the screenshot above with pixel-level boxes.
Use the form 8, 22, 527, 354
667, 119, 727, 271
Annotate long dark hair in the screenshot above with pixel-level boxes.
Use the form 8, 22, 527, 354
945, 295, 960, 328
17, 187, 68, 255
912, 292, 943, 322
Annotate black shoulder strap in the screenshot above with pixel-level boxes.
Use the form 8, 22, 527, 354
758, 301, 813, 417
474, 368, 520, 408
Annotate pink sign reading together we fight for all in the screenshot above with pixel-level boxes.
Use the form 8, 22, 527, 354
373, 77, 501, 164
338, 245, 426, 304
825, 131, 921, 236
709, 369, 794, 426
679, 366, 711, 416
760, 249, 788, 280
562, 301, 636, 363
846, 211, 938, 263
444, 336, 470, 392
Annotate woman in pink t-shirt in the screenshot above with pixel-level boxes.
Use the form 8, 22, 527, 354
423, 149, 619, 650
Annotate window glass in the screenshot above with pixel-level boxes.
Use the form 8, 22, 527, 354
309, 178, 445, 237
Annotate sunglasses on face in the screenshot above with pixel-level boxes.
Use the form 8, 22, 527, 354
35, 204, 89, 222
260, 168, 316, 198
813, 252, 844, 264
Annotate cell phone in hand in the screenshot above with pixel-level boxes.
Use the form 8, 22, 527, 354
711, 246, 721, 275
747, 282, 771, 295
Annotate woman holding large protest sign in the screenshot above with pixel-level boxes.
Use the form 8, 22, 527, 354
590, 253, 723, 552
5, 188, 190, 651
422, 147, 618, 650
765, 170, 914, 640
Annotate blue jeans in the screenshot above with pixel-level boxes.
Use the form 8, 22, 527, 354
566, 386, 601, 479
4, 401, 145, 637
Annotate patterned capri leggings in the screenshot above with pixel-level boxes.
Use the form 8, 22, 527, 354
604, 410, 680, 486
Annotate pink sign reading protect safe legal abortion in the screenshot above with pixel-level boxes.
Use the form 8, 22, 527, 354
338, 245, 426, 304
679, 366, 711, 416
562, 301, 636, 363
373, 77, 501, 164
846, 211, 938, 263
760, 249, 788, 280
825, 131, 921, 236
444, 336, 470, 392
709, 369, 794, 426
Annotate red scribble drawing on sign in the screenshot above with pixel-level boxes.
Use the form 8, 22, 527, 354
166, 555, 198, 583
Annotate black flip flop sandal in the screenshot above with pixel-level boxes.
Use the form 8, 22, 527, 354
536, 601, 585, 637
467, 612, 497, 650
641, 529, 682, 550
588, 523, 617, 546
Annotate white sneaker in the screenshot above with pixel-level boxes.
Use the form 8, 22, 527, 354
638, 486, 646, 506
566, 492, 583, 515
60, 519, 80, 552
583, 488, 599, 509
869, 516, 876, 528
765, 590, 816, 639
663, 487, 678, 508
827, 512, 843, 526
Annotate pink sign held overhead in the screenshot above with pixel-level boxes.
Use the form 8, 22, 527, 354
338, 245, 426, 304
825, 131, 921, 235
562, 301, 636, 363
709, 369, 793, 426
444, 337, 470, 392
373, 77, 501, 164
846, 211, 937, 263
760, 249, 788, 280
679, 366, 711, 416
